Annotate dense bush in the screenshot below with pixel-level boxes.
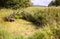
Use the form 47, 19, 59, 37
28, 25, 60, 39
0, 0, 33, 9
14, 35, 26, 39
48, 0, 60, 6
14, 12, 23, 19
21, 11, 46, 26
18, 7, 60, 26
28, 32, 46, 39
4, 7, 60, 26
4, 10, 23, 22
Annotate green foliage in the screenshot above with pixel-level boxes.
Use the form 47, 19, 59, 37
21, 11, 46, 26
14, 35, 26, 39
12, 7, 60, 26
3, 7, 60, 26
50, 25, 60, 39
23, 7, 60, 25
32, 32, 45, 39
28, 25, 60, 39
0, 7, 60, 39
0, 0, 33, 9
14, 13, 23, 19
48, 0, 60, 6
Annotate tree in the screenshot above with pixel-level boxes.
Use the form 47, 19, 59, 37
0, 0, 33, 9
48, 0, 60, 6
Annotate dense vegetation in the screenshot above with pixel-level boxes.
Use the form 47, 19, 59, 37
0, 0, 33, 9
0, 0, 60, 39
49, 0, 60, 6
9, 7, 60, 26
0, 7, 60, 39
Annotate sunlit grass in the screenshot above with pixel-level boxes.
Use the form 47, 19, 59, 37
0, 7, 60, 39
0, 8, 36, 37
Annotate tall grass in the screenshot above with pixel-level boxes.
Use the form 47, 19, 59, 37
28, 24, 60, 39
0, 26, 14, 39
0, 26, 26, 39
21, 7, 60, 39
21, 7, 60, 26
0, 7, 60, 39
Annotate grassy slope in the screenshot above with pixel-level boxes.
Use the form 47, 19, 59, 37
0, 7, 60, 39
0, 8, 36, 37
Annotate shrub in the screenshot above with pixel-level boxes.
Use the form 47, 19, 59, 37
28, 32, 46, 39
4, 10, 23, 22
22, 7, 60, 25
14, 13, 23, 19
28, 24, 60, 39
0, 0, 33, 9
48, 0, 60, 6
14, 35, 26, 39
21, 11, 46, 26
50, 25, 60, 39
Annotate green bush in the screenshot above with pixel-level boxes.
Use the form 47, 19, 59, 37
21, 7, 60, 26
21, 11, 46, 26
48, 0, 60, 6
50, 25, 60, 39
14, 13, 23, 19
14, 35, 26, 39
28, 25, 60, 39
0, 0, 33, 9
28, 32, 45, 39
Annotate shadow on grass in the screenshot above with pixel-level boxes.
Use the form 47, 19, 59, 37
21, 11, 46, 29
22, 18, 45, 29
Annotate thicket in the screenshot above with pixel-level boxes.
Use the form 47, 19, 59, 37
0, 0, 33, 9
48, 0, 60, 6
4, 7, 60, 26
20, 7, 60, 26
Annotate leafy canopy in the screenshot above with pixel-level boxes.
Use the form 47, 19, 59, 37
48, 0, 60, 6
0, 0, 33, 9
